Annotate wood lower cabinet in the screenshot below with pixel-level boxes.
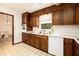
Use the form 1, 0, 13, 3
34, 36, 41, 49
22, 33, 48, 52
30, 35, 34, 47
22, 33, 26, 43
74, 40, 79, 56
26, 33, 31, 45
40, 36, 48, 52
64, 38, 74, 56
22, 33, 79, 55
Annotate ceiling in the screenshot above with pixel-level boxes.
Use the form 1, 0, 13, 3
0, 3, 57, 13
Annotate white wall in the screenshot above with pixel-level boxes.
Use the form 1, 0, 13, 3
0, 6, 22, 43
52, 25, 79, 36
33, 25, 79, 37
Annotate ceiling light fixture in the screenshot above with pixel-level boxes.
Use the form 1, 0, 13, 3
5, 15, 10, 24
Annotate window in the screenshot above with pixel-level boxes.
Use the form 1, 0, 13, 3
39, 13, 52, 29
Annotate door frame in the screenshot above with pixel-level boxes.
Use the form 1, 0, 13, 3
0, 12, 14, 45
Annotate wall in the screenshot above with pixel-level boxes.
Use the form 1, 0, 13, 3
0, 6, 22, 43
52, 25, 79, 36
33, 25, 79, 37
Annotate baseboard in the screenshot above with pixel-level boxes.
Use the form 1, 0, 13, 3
47, 52, 55, 56
13, 42, 22, 45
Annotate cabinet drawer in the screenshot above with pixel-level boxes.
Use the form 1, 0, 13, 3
35, 35, 48, 39
64, 38, 73, 43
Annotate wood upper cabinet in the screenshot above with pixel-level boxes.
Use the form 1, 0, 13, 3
22, 12, 32, 31
76, 4, 79, 24
64, 38, 74, 56
74, 40, 79, 56
62, 4, 75, 25
52, 8, 62, 25
22, 13, 25, 24
22, 12, 28, 24
30, 15, 39, 27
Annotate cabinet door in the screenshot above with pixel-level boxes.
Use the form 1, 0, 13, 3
26, 34, 31, 45
32, 17, 36, 26
30, 16, 33, 26
22, 12, 32, 31
30, 16, 39, 27
34, 16, 39, 27
52, 9, 62, 25
30, 35, 35, 47
62, 4, 75, 25
22, 13, 25, 24
22, 33, 26, 43
76, 4, 79, 24
26, 33, 29, 44
41, 36, 48, 52
64, 38, 74, 56
34, 36, 41, 49
22, 13, 27, 24
74, 41, 79, 56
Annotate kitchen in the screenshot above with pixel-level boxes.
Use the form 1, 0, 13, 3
22, 3, 79, 56
0, 3, 79, 56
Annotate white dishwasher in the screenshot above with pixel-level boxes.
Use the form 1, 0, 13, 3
48, 36, 64, 56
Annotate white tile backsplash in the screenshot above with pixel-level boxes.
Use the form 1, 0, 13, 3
33, 27, 40, 33
33, 27, 52, 34
33, 25, 79, 37
52, 25, 79, 36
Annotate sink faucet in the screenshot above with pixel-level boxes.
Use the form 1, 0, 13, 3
39, 30, 45, 34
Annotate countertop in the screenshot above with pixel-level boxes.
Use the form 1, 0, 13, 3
22, 31, 79, 44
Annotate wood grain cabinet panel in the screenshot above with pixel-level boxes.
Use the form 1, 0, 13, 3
62, 4, 75, 25
74, 40, 79, 56
40, 36, 48, 52
34, 36, 41, 49
29, 3, 77, 25
30, 16, 39, 27
76, 4, 79, 24
52, 9, 62, 25
22, 33, 26, 43
22, 12, 32, 31
30, 34, 35, 47
23, 33, 48, 52
22, 12, 28, 25
26, 34, 31, 45
22, 13, 26, 24
64, 38, 74, 56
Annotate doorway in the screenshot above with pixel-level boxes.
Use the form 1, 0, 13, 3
0, 12, 14, 45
